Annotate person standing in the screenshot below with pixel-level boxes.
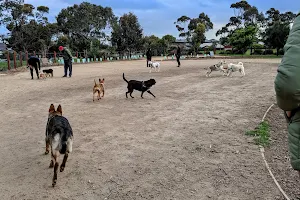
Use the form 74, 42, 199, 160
176, 45, 181, 67
59, 46, 73, 77
27, 56, 41, 80
274, 13, 300, 177
146, 48, 152, 67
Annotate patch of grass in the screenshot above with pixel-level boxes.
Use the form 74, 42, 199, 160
246, 121, 270, 147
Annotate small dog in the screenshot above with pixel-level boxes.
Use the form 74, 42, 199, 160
93, 78, 105, 101
45, 104, 73, 187
205, 60, 227, 77
123, 73, 156, 98
148, 61, 160, 73
226, 62, 245, 77
39, 72, 46, 79
43, 69, 53, 77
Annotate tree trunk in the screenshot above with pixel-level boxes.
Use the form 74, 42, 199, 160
276, 48, 279, 56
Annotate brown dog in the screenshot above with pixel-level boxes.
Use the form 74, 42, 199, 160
93, 78, 105, 101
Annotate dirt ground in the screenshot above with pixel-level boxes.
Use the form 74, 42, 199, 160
264, 105, 300, 200
0, 58, 287, 199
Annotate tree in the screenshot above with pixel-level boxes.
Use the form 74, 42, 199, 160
111, 12, 143, 57
175, 12, 213, 55
216, 1, 265, 54
262, 8, 296, 56
0, 0, 57, 53
56, 2, 116, 52
229, 25, 257, 54
161, 34, 176, 55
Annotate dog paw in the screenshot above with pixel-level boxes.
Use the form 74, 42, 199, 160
49, 161, 54, 168
60, 166, 65, 172
52, 180, 56, 187
45, 150, 49, 155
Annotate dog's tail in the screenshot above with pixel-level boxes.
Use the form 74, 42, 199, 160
123, 73, 128, 83
94, 79, 97, 86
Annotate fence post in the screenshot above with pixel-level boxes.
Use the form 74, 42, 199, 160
19, 51, 23, 67
7, 51, 10, 70
54, 51, 56, 64
26, 51, 28, 66
13, 51, 17, 69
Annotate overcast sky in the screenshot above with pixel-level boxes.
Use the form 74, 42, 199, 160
0, 0, 299, 40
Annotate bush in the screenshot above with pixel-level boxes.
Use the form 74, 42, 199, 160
263, 49, 274, 55
252, 49, 263, 55
252, 43, 264, 49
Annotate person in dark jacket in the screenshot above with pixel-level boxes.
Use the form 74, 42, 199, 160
27, 56, 41, 79
146, 48, 152, 67
59, 46, 73, 77
176, 45, 181, 67
274, 13, 300, 176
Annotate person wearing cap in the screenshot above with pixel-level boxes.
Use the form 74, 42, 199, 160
274, 13, 300, 176
27, 56, 41, 79
59, 46, 73, 77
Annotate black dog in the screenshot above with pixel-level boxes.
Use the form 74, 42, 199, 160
123, 73, 156, 98
43, 69, 53, 77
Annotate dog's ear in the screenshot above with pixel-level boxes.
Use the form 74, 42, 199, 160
49, 104, 55, 113
56, 104, 62, 115
102, 78, 105, 82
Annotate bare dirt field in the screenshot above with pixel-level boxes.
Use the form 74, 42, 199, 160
0, 58, 289, 199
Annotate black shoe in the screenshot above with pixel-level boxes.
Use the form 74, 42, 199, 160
62, 75, 67, 77
31, 77, 33, 80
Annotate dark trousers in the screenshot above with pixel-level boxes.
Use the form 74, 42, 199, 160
64, 60, 72, 77
147, 58, 151, 67
176, 55, 181, 66
30, 64, 39, 79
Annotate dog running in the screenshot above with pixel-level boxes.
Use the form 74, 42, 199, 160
93, 78, 105, 101
43, 69, 53, 77
123, 73, 156, 98
226, 62, 245, 77
45, 104, 73, 187
205, 60, 227, 77
148, 61, 160, 73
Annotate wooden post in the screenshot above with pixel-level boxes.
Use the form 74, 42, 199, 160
19, 51, 23, 67
13, 51, 17, 69
54, 51, 56, 63
26, 51, 28, 66
7, 51, 10, 70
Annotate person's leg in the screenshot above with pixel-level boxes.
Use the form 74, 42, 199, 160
63, 61, 67, 77
147, 59, 149, 67
30, 67, 34, 79
287, 111, 300, 178
34, 65, 39, 79
69, 60, 72, 77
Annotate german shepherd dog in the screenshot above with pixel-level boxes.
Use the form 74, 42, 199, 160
43, 69, 53, 77
123, 73, 156, 98
93, 78, 105, 101
45, 104, 73, 187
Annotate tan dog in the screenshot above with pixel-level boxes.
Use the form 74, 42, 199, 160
93, 78, 105, 101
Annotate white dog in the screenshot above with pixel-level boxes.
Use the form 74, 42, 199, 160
205, 60, 227, 77
226, 62, 245, 77
148, 61, 160, 73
